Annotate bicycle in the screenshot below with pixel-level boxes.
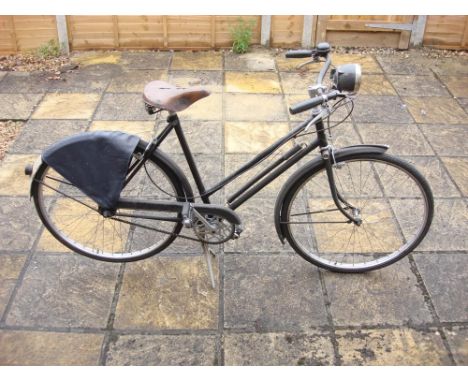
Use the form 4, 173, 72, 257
26, 42, 434, 287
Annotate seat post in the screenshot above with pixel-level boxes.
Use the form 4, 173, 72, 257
170, 114, 211, 204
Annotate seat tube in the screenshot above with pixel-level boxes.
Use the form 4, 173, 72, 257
171, 114, 210, 204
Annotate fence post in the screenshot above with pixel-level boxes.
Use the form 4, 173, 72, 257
410, 15, 427, 47
261, 15, 271, 47
302, 15, 314, 48
56, 15, 70, 55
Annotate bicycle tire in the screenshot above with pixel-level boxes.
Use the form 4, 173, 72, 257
280, 152, 434, 272
32, 141, 187, 262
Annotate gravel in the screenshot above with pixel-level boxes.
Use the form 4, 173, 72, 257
0, 121, 24, 161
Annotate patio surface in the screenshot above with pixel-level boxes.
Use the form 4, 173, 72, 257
0, 48, 467, 365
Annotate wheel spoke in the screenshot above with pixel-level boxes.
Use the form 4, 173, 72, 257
285, 155, 431, 271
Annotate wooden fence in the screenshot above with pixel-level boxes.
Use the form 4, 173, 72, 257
1, 15, 467, 54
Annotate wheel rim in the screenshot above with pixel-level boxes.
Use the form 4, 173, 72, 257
35, 155, 181, 260
285, 157, 431, 271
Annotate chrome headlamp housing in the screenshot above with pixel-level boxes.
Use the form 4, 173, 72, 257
331, 63, 362, 93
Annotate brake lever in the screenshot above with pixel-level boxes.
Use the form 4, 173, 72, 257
296, 57, 321, 70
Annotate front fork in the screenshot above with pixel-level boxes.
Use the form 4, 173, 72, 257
321, 145, 362, 225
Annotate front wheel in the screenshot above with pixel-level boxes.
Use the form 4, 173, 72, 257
280, 153, 434, 272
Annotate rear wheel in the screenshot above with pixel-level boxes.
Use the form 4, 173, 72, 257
281, 153, 433, 272
32, 142, 186, 262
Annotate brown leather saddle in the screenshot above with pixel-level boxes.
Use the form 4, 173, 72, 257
143, 80, 210, 113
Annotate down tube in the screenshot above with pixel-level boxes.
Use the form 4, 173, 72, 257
228, 138, 320, 210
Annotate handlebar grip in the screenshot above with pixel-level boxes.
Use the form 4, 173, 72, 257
289, 96, 324, 114
289, 91, 340, 115
285, 49, 314, 58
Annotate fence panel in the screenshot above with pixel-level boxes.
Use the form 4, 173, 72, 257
315, 15, 414, 49
270, 15, 303, 47
1, 15, 468, 54
0, 16, 57, 54
423, 16, 468, 49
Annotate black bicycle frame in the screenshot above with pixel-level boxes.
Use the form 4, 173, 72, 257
124, 112, 333, 211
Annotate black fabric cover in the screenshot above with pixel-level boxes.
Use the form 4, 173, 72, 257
42, 131, 140, 210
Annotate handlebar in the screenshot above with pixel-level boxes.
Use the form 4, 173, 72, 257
285, 49, 314, 58
289, 90, 341, 115
286, 42, 335, 114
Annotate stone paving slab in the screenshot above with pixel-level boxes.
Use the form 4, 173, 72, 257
441, 157, 468, 196
171, 51, 222, 71
458, 98, 468, 113
0, 330, 103, 365
224, 331, 335, 365
169, 70, 223, 93
333, 54, 383, 74
356, 123, 434, 156
399, 156, 460, 197
0, 255, 27, 318
279, 71, 315, 95
392, 198, 468, 252
225, 121, 289, 153
178, 92, 223, 121
106, 334, 217, 365
9, 120, 88, 154
436, 75, 468, 98
113, 256, 218, 330
32, 93, 100, 120
376, 55, 433, 75
352, 96, 413, 123
403, 97, 467, 124
0, 94, 43, 120
419, 124, 468, 156
5, 254, 120, 328
0, 154, 42, 196
225, 50, 276, 72
414, 253, 468, 322
107, 70, 168, 92
94, 93, 153, 120
121, 51, 172, 70
89, 120, 155, 142
323, 258, 432, 326
0, 72, 50, 94
224, 93, 287, 121
160, 120, 222, 154
0, 49, 467, 366
430, 57, 468, 76
443, 326, 468, 365
225, 71, 281, 94
335, 328, 452, 365
359, 74, 396, 95
0, 197, 44, 251
223, 254, 328, 331
48, 71, 111, 93
387, 74, 451, 97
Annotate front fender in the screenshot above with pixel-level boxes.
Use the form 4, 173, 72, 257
274, 144, 389, 243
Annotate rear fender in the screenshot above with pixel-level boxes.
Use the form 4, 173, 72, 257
28, 141, 195, 202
